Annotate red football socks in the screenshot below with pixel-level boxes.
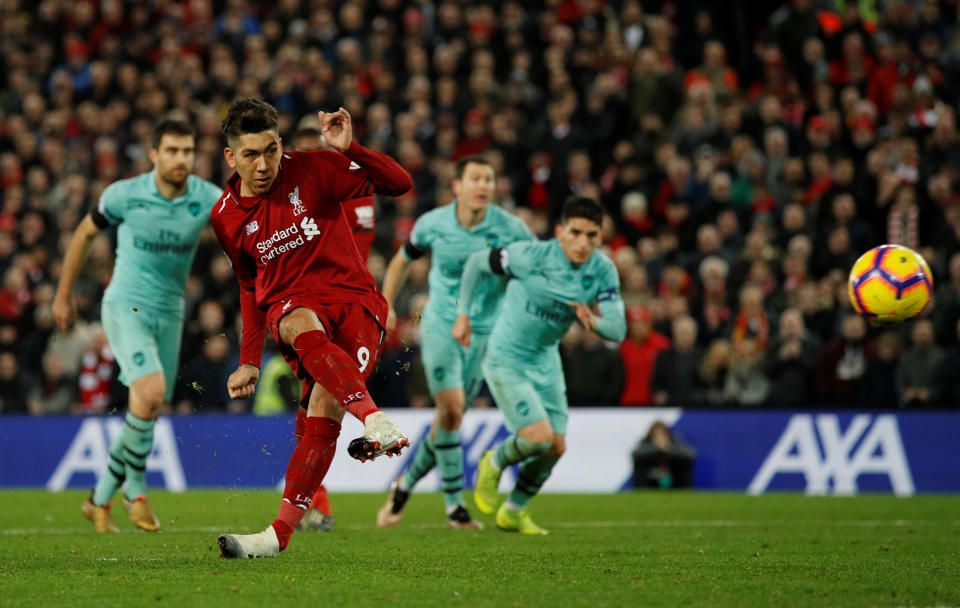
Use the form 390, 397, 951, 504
295, 409, 333, 517
292, 330, 379, 422
271, 416, 340, 551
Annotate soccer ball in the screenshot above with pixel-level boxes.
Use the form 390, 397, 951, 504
848, 244, 933, 325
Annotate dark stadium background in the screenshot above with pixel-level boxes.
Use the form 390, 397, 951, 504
1, 0, 959, 417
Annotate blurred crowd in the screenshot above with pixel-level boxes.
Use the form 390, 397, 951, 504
2, 0, 960, 416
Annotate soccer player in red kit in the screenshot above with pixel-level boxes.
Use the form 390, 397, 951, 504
289, 126, 378, 533
212, 99, 411, 558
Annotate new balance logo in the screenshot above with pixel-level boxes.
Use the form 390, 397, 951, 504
301, 216, 320, 240
348, 161, 361, 171
289, 186, 306, 216
245, 221, 259, 235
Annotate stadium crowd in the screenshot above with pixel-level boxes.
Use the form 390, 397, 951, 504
2, 0, 960, 415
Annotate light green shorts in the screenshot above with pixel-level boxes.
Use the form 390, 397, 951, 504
481, 351, 568, 435
101, 298, 183, 402
420, 315, 489, 404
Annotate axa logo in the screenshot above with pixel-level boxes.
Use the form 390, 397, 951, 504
301, 216, 320, 240
289, 186, 306, 216
245, 220, 259, 235
47, 418, 187, 492
748, 414, 914, 496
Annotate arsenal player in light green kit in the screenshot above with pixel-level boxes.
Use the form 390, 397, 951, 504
376, 156, 532, 530
455, 196, 626, 534
53, 120, 222, 533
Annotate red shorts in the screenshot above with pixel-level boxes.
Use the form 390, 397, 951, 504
266, 295, 386, 408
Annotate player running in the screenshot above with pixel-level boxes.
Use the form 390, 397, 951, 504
376, 156, 533, 530
454, 196, 626, 534
211, 99, 412, 558
53, 120, 222, 533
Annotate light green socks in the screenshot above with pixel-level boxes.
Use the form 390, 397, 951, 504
493, 435, 552, 469
434, 427, 465, 510
507, 454, 561, 509
92, 430, 127, 506
403, 431, 437, 489
120, 412, 156, 500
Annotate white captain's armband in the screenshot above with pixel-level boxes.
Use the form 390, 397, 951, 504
489, 247, 510, 276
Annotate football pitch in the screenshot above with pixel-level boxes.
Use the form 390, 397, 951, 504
1, 490, 957, 607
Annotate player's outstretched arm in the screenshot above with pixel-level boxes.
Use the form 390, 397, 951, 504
52, 214, 102, 330
319, 107, 413, 197
381, 249, 413, 332
454, 250, 496, 347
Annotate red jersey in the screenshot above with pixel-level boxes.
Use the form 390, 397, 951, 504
210, 142, 412, 367
341, 195, 375, 261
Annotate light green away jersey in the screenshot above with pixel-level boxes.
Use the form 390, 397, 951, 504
97, 171, 222, 313
405, 202, 532, 333
486, 239, 626, 362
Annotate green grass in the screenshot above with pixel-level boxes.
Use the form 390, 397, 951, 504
0, 490, 957, 607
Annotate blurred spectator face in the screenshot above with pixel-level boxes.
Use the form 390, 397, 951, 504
672, 317, 698, 351
292, 130, 325, 151
842, 314, 866, 342
624, 265, 648, 293
198, 300, 225, 333
627, 307, 652, 341
782, 203, 806, 233
832, 194, 856, 223
827, 226, 850, 255
621, 192, 648, 222
716, 209, 738, 238
779, 309, 804, 338
733, 338, 760, 365
764, 128, 788, 159
700, 256, 728, 291
759, 96, 781, 125
42, 352, 66, 380
876, 333, 900, 361
912, 320, 934, 346
696, 224, 720, 254
0, 352, 17, 380
203, 334, 230, 362
453, 161, 495, 213
739, 285, 764, 317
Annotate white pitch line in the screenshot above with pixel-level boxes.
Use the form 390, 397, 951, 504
2, 520, 957, 536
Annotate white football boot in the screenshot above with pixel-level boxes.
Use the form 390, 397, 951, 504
218, 525, 281, 559
347, 412, 410, 462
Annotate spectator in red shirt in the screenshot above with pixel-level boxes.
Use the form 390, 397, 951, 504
619, 306, 670, 406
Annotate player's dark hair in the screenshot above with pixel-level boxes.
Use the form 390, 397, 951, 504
455, 155, 494, 179
222, 98, 279, 144
560, 196, 604, 227
151, 119, 196, 149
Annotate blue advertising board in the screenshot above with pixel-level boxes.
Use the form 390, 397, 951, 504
0, 409, 956, 495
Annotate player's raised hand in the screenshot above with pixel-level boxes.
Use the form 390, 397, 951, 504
227, 364, 260, 399
52, 293, 77, 331
570, 301, 598, 332
318, 107, 353, 153
452, 314, 472, 348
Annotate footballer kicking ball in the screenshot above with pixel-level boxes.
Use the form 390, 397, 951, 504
848, 244, 933, 325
